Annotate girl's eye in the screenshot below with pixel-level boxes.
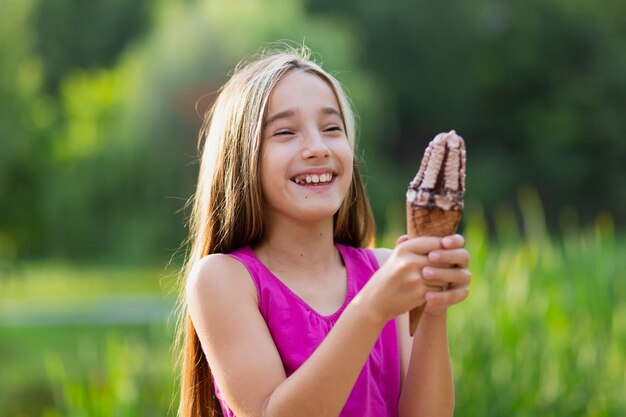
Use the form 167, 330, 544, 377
275, 129, 294, 136
324, 126, 342, 132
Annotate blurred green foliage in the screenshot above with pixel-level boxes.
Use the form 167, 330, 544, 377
0, 262, 175, 416
309, 0, 626, 227
448, 191, 625, 415
1, 0, 387, 263
2, 198, 624, 416
2, 0, 625, 263
2, 2, 624, 415
32, 0, 155, 94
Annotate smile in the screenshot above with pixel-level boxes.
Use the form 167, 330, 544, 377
292, 172, 334, 185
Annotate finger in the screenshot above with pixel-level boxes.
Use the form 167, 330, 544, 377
428, 248, 469, 267
425, 285, 469, 306
400, 236, 442, 255
422, 266, 471, 285
396, 235, 409, 245
424, 281, 447, 291
441, 234, 465, 249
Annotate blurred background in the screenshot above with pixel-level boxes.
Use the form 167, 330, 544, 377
1, 0, 624, 415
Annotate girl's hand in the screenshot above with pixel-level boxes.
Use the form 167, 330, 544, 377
356, 236, 446, 324
419, 234, 471, 316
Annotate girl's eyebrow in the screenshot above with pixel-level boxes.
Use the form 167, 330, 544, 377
322, 106, 343, 119
264, 107, 343, 128
265, 110, 296, 128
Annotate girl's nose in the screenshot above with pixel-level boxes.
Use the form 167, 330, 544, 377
301, 129, 331, 159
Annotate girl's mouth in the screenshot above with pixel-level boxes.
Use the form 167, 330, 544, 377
292, 172, 334, 185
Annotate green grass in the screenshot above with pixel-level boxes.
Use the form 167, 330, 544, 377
1, 190, 625, 416
1, 324, 175, 417
448, 192, 625, 416
0, 264, 179, 417
1, 262, 175, 301
452, 237, 624, 414
378, 188, 626, 416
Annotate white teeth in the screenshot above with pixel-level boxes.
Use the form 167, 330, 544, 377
294, 173, 333, 185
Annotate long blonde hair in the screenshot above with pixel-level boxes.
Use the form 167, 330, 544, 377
175, 46, 375, 417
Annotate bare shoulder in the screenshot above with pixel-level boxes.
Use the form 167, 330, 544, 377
185, 253, 286, 415
186, 253, 257, 307
371, 247, 393, 267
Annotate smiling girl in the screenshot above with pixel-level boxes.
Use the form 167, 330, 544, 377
176, 46, 471, 417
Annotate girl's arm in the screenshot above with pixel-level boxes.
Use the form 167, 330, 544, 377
376, 234, 470, 417
398, 311, 454, 417
186, 237, 445, 417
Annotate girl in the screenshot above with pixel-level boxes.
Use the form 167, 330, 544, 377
176, 46, 471, 417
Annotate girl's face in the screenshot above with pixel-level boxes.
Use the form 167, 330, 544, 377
260, 70, 353, 225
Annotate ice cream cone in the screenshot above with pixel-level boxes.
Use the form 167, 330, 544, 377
406, 131, 466, 335
406, 204, 462, 238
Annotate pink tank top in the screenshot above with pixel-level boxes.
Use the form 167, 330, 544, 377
215, 243, 400, 417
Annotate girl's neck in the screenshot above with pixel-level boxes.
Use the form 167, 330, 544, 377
254, 217, 340, 273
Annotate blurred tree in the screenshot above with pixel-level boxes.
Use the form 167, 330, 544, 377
32, 0, 156, 93
0, 0, 160, 259
307, 0, 626, 227
5, 0, 626, 262
0, 0, 55, 258
41, 0, 387, 262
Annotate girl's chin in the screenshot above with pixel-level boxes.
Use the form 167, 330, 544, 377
287, 205, 341, 223
296, 210, 339, 222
